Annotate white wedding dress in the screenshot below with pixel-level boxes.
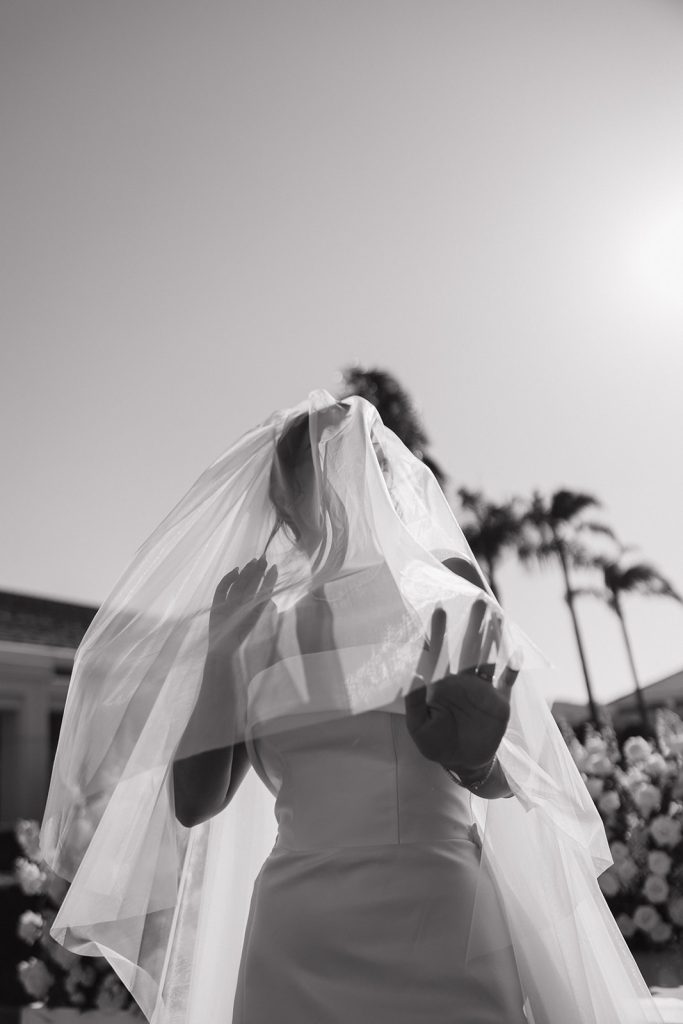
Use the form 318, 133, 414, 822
233, 707, 527, 1023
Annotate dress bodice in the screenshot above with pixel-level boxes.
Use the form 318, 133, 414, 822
247, 710, 473, 851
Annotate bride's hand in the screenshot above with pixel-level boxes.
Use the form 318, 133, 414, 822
404, 604, 519, 773
209, 558, 278, 655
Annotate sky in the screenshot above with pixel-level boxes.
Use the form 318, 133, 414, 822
2, 0, 682, 708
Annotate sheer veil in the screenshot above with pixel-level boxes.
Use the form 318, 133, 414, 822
40, 390, 662, 1023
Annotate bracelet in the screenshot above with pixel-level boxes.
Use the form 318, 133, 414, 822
443, 756, 497, 793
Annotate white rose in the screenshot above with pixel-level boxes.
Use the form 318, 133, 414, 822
17, 957, 54, 1000
624, 737, 654, 765
621, 767, 648, 793
616, 913, 636, 938
585, 735, 608, 755
667, 735, 683, 756
633, 783, 661, 816
668, 897, 683, 926
14, 857, 46, 895
598, 790, 621, 815
15, 820, 42, 862
616, 858, 640, 885
584, 753, 613, 777
610, 840, 629, 863
645, 754, 668, 778
643, 874, 669, 904
585, 777, 604, 800
633, 904, 661, 933
17, 910, 43, 945
651, 921, 674, 944
650, 815, 683, 848
648, 851, 672, 877
598, 869, 620, 897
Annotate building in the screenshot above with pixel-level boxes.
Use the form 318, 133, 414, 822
552, 667, 683, 735
0, 590, 97, 825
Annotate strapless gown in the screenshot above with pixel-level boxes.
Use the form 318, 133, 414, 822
232, 709, 527, 1023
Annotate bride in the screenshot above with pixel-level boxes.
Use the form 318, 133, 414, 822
40, 390, 663, 1023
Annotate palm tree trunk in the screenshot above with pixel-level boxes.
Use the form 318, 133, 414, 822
614, 594, 650, 736
554, 535, 600, 726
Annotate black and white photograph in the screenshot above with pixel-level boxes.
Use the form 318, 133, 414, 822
1, 2, 683, 1022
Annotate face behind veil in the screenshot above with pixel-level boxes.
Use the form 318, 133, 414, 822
39, 390, 661, 1024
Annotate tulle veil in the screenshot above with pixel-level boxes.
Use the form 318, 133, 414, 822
39, 389, 662, 1023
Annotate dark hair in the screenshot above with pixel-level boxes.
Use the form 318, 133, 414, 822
268, 413, 312, 542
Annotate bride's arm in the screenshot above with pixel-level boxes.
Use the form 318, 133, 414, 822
172, 652, 247, 828
172, 560, 277, 827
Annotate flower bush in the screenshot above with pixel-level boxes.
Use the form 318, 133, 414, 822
12, 818, 142, 1015
566, 709, 683, 952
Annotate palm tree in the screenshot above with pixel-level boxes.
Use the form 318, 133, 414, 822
578, 548, 682, 735
456, 488, 524, 603
339, 366, 446, 485
518, 489, 614, 726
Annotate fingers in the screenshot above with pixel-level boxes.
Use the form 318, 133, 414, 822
458, 598, 488, 671
213, 568, 239, 603
497, 648, 523, 698
214, 558, 274, 607
414, 606, 447, 686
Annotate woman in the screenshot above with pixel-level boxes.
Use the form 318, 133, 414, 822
40, 391, 662, 1023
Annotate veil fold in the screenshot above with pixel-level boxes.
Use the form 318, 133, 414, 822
40, 389, 662, 1023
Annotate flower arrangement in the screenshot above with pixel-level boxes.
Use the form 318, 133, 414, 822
566, 709, 683, 952
12, 818, 142, 1015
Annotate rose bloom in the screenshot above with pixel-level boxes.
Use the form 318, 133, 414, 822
598, 869, 620, 897
615, 858, 640, 886
15, 820, 42, 862
17, 910, 43, 945
643, 874, 669, 904
633, 904, 662, 933
648, 850, 672, 877
585, 735, 608, 755
17, 957, 54, 1000
651, 921, 674, 944
598, 790, 621, 815
668, 897, 683, 926
14, 857, 46, 896
624, 737, 654, 765
616, 913, 636, 938
633, 783, 661, 816
645, 753, 668, 778
610, 840, 629, 863
584, 752, 613, 777
620, 767, 648, 793
650, 815, 683, 848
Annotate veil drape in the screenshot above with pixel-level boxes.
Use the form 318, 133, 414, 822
39, 390, 662, 1023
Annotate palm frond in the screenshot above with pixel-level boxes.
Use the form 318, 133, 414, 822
550, 489, 602, 524
618, 563, 683, 601
576, 520, 617, 540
